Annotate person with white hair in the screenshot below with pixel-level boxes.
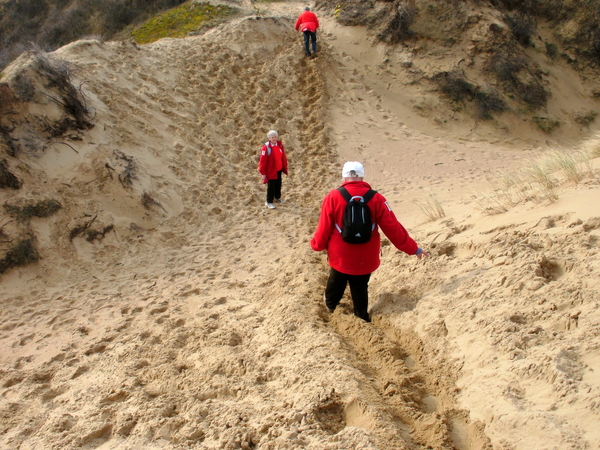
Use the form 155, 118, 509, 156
310, 161, 429, 322
294, 6, 320, 57
258, 130, 288, 209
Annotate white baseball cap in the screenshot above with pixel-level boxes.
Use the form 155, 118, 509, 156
342, 161, 365, 178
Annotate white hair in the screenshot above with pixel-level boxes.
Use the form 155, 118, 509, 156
267, 130, 278, 139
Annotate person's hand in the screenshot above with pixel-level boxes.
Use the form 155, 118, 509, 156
417, 251, 429, 259
415, 248, 429, 259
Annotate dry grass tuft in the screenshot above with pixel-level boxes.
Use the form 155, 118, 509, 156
478, 147, 599, 214
414, 194, 445, 222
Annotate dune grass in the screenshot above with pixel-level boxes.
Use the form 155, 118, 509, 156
477, 147, 599, 214
131, 2, 236, 44
414, 194, 445, 222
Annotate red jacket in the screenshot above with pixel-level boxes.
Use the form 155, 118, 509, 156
310, 181, 419, 275
295, 11, 319, 32
258, 141, 288, 182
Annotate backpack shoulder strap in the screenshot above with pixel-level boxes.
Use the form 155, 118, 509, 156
337, 187, 376, 203
363, 189, 377, 203
337, 186, 351, 202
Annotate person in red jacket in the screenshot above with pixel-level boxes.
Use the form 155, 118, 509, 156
310, 161, 429, 322
258, 130, 288, 209
295, 6, 319, 57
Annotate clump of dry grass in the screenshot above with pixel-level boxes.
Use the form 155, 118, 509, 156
32, 52, 94, 131
141, 191, 167, 213
414, 194, 445, 222
580, 131, 600, 159
477, 147, 599, 214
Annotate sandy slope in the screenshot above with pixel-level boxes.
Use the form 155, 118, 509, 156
1, 2, 600, 449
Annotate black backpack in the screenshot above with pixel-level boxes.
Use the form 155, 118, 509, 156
336, 187, 377, 244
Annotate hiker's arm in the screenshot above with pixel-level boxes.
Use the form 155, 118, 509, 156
310, 194, 334, 251
375, 197, 418, 255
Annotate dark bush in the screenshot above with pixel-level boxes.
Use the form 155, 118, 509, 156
100, 1, 142, 36
434, 71, 475, 102
0, 0, 193, 71
505, 12, 536, 46
489, 0, 566, 20
42, 7, 93, 49
486, 51, 529, 84
4, 199, 62, 222
0, 125, 20, 157
10, 0, 49, 19
575, 111, 597, 127
0, 83, 19, 115
435, 70, 507, 120
377, 2, 416, 44
486, 49, 549, 110
545, 42, 558, 59
474, 90, 507, 120
517, 81, 548, 109
0, 238, 40, 274
533, 116, 560, 133
12, 74, 36, 102
0, 160, 21, 189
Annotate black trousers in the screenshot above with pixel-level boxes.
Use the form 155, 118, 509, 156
325, 268, 372, 322
266, 171, 283, 203
303, 30, 317, 55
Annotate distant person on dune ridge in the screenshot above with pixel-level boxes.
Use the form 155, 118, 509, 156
295, 6, 319, 57
258, 130, 288, 209
310, 161, 429, 322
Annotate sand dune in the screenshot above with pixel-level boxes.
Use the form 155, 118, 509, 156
1, 2, 600, 449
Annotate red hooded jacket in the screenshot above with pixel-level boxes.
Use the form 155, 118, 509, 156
258, 141, 288, 182
310, 180, 419, 275
295, 11, 319, 33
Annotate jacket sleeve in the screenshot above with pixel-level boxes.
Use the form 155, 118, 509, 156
314, 14, 319, 29
258, 144, 268, 175
374, 194, 419, 255
280, 141, 288, 175
310, 192, 335, 251
294, 16, 302, 30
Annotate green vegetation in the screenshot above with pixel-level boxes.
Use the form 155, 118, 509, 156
0, 0, 191, 70
132, 2, 236, 44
